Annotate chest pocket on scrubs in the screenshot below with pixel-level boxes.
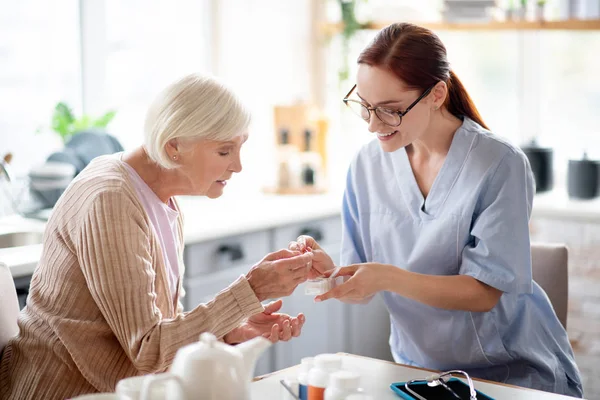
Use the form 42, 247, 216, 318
368, 209, 463, 276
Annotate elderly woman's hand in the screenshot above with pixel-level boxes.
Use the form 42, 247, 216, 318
288, 235, 335, 279
223, 299, 305, 344
246, 249, 313, 301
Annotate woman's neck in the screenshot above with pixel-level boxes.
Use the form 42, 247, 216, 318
122, 147, 180, 204
408, 110, 463, 158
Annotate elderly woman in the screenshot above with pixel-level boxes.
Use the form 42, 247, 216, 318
0, 74, 313, 400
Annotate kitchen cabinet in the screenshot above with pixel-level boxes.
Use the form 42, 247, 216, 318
347, 294, 393, 362
182, 215, 352, 376
270, 216, 342, 251
182, 263, 274, 377
181, 213, 395, 375
272, 244, 347, 371
270, 217, 347, 370
184, 230, 270, 278
184, 265, 250, 310
270, 216, 392, 364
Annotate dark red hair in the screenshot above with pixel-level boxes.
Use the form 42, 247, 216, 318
357, 23, 489, 130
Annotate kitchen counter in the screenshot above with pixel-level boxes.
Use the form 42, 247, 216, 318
176, 193, 342, 243
0, 215, 45, 279
533, 190, 600, 222
0, 192, 344, 278
3, 188, 600, 280
252, 353, 579, 400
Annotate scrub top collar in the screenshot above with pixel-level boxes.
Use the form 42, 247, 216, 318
391, 117, 478, 219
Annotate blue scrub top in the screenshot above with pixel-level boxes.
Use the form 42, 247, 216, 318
340, 117, 583, 397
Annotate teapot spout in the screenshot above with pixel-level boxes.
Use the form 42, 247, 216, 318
237, 336, 271, 381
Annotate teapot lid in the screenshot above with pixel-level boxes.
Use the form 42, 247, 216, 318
170, 332, 241, 377
194, 332, 234, 358
199, 332, 218, 347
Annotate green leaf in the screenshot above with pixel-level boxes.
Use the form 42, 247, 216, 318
92, 110, 117, 128
51, 102, 75, 136
51, 117, 69, 136
44, 101, 117, 142
54, 102, 75, 124
71, 114, 93, 134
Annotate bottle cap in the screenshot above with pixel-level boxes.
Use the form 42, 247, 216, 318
299, 357, 314, 373
314, 354, 342, 372
329, 371, 360, 390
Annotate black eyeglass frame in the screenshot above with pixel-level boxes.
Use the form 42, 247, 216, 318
342, 83, 436, 127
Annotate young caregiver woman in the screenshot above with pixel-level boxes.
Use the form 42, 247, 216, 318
290, 23, 583, 397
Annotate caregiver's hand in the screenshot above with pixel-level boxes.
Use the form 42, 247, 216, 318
288, 235, 335, 279
315, 263, 394, 303
246, 249, 313, 301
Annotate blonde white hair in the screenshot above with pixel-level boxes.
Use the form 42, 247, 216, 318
144, 73, 251, 169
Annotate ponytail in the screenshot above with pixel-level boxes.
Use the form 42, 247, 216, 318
444, 70, 489, 130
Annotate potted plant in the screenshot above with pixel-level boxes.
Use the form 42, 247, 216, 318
536, 0, 547, 21
505, 0, 515, 20
517, 0, 527, 20
43, 102, 117, 144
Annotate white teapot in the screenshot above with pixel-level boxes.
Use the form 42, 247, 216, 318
141, 332, 271, 400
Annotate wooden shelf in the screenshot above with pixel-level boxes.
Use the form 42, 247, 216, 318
323, 19, 600, 35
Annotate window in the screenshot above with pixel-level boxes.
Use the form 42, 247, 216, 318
438, 32, 520, 145
103, 0, 213, 149
0, 0, 80, 175
0, 0, 215, 174
538, 32, 600, 176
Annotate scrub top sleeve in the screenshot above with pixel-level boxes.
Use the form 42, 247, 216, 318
459, 150, 535, 294
341, 165, 368, 266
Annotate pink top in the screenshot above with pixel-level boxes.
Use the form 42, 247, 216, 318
121, 162, 180, 303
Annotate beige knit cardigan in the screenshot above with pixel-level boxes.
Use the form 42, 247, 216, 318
0, 155, 264, 400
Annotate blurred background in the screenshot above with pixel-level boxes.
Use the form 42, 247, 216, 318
1, 0, 600, 396
2, 0, 600, 203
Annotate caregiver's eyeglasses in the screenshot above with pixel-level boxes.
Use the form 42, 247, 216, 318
342, 84, 435, 127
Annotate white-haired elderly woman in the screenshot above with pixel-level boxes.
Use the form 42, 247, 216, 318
0, 74, 313, 400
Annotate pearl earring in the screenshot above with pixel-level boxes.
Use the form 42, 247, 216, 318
172, 155, 178, 161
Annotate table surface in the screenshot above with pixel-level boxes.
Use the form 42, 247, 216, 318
251, 354, 582, 400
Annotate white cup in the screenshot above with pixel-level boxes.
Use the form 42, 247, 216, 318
116, 374, 167, 400
70, 394, 123, 399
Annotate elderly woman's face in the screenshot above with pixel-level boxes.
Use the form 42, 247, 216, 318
177, 133, 248, 198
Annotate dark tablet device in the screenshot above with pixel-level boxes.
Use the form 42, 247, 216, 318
391, 378, 495, 400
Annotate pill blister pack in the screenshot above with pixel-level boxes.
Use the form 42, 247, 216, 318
304, 276, 343, 295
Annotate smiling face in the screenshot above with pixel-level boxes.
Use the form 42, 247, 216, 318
170, 133, 248, 199
356, 64, 437, 153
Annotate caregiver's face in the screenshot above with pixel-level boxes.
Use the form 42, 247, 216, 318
355, 64, 434, 153
177, 133, 248, 199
